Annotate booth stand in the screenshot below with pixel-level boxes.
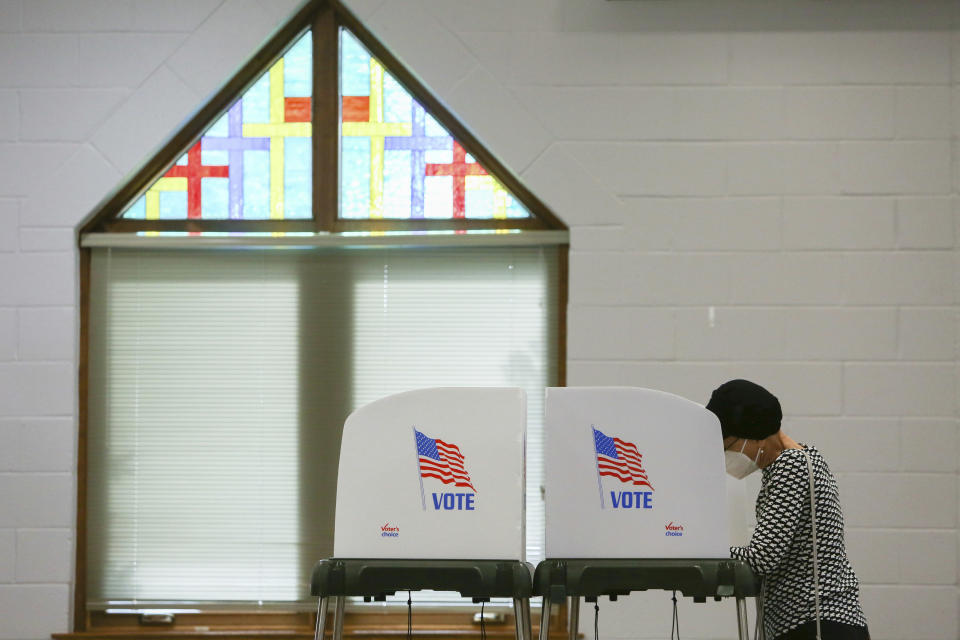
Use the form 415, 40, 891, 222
539, 388, 763, 640
312, 559, 534, 640
311, 388, 533, 640
533, 558, 759, 640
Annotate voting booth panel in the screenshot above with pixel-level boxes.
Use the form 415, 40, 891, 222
544, 387, 729, 559
333, 387, 526, 560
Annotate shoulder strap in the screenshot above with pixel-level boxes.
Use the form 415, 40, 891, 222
800, 449, 821, 640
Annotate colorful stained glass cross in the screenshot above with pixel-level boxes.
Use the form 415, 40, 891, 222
201, 103, 270, 219
242, 58, 312, 219
144, 177, 187, 220
161, 141, 229, 219
384, 102, 451, 218
341, 58, 412, 218
425, 141, 487, 218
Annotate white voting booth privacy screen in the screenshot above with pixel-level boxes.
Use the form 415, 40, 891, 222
545, 387, 730, 558
333, 387, 527, 560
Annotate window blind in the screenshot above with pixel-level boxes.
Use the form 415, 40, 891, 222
87, 245, 558, 606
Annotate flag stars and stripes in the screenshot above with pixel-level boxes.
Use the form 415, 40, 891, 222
593, 427, 654, 490
414, 429, 476, 492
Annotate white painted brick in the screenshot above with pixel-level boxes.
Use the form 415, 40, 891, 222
675, 307, 783, 361
844, 252, 953, 305
844, 529, 900, 584
0, 1, 19, 32
18, 307, 75, 361
3, 419, 73, 473
569, 226, 625, 252
0, 308, 14, 361
14, 252, 75, 306
895, 86, 952, 139
0, 34, 79, 87
570, 143, 725, 197
620, 199, 673, 252
20, 89, 129, 141
0, 422, 11, 477
0, 529, 12, 583
900, 419, 957, 472
420, 0, 561, 33
726, 143, 842, 196
624, 197, 780, 252
0, 91, 16, 141
899, 307, 955, 361
898, 530, 956, 584
522, 146, 624, 227
729, 253, 845, 305
0, 200, 16, 252
568, 251, 625, 306
165, 0, 289, 97
786, 417, 900, 472
838, 473, 956, 528
567, 361, 625, 387
132, 0, 222, 31
23, 0, 134, 31
782, 88, 894, 140
0, 144, 77, 199
730, 33, 845, 85
446, 66, 551, 173
618, 33, 728, 85
897, 197, 954, 249
0, 255, 14, 304
622, 253, 730, 305
501, 32, 622, 86
0, 474, 73, 527
457, 31, 513, 82
568, 306, 673, 361
668, 87, 784, 140
90, 66, 198, 173
782, 308, 898, 361
620, 362, 843, 417
0, 363, 73, 416
0, 585, 70, 640
860, 586, 957, 640
840, 32, 951, 85
15, 529, 71, 583
840, 141, 952, 195
20, 145, 120, 227
79, 32, 186, 88
844, 363, 954, 417
19, 228, 75, 252
783, 197, 894, 250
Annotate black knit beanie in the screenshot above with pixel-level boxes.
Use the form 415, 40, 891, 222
706, 379, 782, 440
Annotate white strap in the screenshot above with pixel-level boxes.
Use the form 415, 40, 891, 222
800, 449, 821, 640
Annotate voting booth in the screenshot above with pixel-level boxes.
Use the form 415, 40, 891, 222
311, 388, 533, 640
536, 388, 761, 640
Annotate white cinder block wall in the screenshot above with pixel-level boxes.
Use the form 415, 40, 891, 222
0, 1, 957, 639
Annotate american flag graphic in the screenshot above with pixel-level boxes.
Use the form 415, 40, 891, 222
414, 429, 476, 492
593, 427, 654, 490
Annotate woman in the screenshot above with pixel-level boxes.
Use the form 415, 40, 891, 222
706, 379, 869, 640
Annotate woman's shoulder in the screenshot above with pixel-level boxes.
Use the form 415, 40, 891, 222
767, 446, 810, 476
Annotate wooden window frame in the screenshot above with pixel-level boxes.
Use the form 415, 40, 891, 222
72, 0, 569, 637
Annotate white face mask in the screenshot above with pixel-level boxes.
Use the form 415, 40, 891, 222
724, 439, 761, 479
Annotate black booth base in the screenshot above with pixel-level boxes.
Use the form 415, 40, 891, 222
533, 558, 760, 603
311, 558, 535, 600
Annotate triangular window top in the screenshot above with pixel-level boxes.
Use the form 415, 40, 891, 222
83, 0, 561, 235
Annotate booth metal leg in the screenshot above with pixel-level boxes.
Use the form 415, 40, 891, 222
538, 597, 551, 640
568, 597, 579, 640
513, 599, 525, 640
314, 596, 329, 640
521, 598, 532, 640
735, 597, 749, 640
333, 596, 346, 640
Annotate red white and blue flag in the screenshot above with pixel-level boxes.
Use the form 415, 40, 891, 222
415, 429, 476, 492
593, 427, 654, 490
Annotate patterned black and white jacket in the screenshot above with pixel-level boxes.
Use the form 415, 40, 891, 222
730, 445, 867, 639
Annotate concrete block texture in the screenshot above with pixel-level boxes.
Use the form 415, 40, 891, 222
860, 586, 957, 640
0, 585, 70, 640
0, 419, 74, 473
0, 474, 73, 528
0, 200, 16, 252
844, 363, 955, 417
15, 529, 72, 583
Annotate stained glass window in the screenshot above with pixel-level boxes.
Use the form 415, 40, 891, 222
122, 31, 313, 221
339, 29, 529, 220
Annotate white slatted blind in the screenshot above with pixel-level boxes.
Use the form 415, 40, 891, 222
88, 245, 557, 606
